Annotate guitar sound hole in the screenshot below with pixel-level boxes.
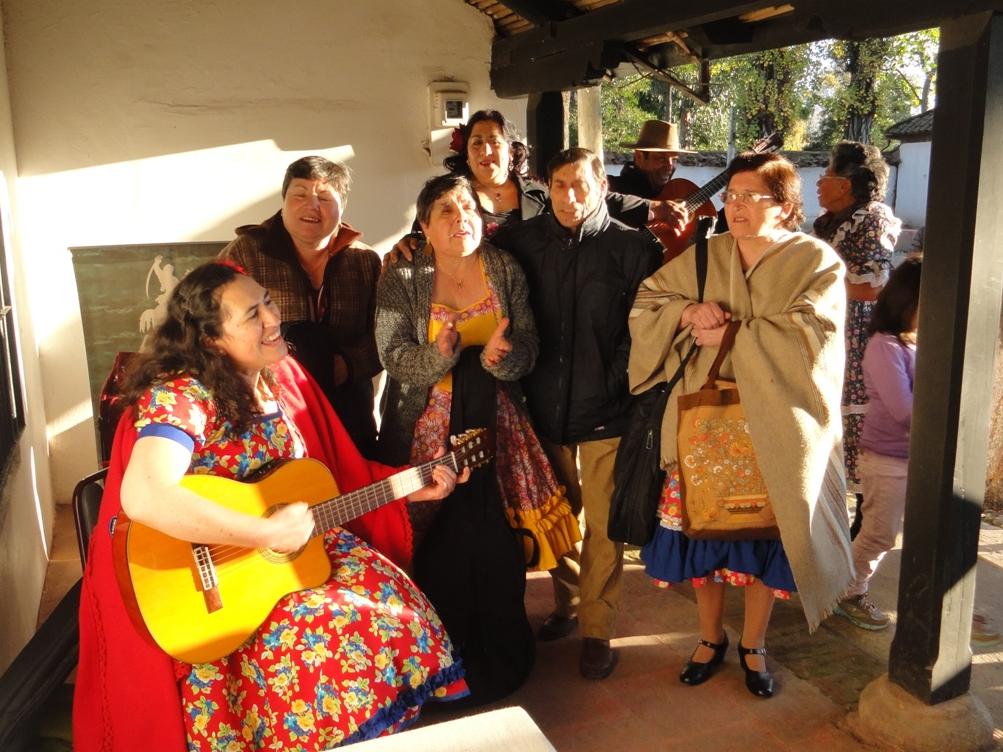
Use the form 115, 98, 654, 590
260, 547, 304, 564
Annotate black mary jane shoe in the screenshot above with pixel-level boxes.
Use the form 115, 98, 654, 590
738, 643, 775, 698
679, 633, 729, 686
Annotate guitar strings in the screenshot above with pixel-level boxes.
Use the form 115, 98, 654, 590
192, 453, 461, 568
201, 468, 431, 567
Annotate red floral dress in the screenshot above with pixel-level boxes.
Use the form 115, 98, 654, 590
134, 377, 467, 751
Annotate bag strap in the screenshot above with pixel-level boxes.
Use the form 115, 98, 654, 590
700, 320, 741, 389
695, 215, 711, 303
658, 217, 714, 392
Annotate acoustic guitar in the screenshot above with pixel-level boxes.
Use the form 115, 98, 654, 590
650, 132, 784, 262
113, 428, 494, 664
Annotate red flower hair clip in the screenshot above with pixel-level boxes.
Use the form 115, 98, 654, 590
449, 125, 465, 153
217, 259, 247, 275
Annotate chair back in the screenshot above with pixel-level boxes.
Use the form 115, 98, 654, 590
72, 468, 108, 568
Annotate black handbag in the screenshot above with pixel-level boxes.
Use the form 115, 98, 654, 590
608, 218, 711, 545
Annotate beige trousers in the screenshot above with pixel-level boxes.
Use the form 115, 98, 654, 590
847, 449, 909, 597
541, 436, 623, 639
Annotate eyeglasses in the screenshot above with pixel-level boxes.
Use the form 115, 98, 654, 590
720, 190, 775, 205
817, 174, 848, 183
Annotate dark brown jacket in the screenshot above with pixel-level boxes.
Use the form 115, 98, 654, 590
220, 211, 381, 455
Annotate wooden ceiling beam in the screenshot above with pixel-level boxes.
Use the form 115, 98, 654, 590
618, 46, 709, 105
497, 0, 577, 26
493, 0, 774, 61
490, 0, 1003, 97
490, 0, 774, 96
692, 0, 1003, 58
492, 40, 620, 97
792, 0, 1003, 41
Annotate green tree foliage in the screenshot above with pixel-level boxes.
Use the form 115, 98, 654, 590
737, 47, 816, 145
587, 75, 666, 151
596, 29, 938, 153
839, 38, 892, 142
812, 30, 937, 146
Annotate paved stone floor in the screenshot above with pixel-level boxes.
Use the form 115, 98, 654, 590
416, 522, 1003, 751
33, 507, 1003, 750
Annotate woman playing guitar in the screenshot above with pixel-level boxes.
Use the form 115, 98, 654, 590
75, 262, 471, 752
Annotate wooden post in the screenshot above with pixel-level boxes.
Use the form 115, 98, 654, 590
576, 86, 604, 163
888, 11, 1003, 704
526, 92, 568, 180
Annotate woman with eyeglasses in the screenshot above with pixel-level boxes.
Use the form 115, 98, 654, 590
814, 142, 902, 543
627, 152, 851, 698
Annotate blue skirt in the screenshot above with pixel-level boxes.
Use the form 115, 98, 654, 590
641, 525, 797, 593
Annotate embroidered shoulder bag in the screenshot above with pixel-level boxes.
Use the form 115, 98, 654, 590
677, 320, 779, 540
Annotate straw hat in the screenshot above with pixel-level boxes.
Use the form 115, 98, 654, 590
621, 120, 695, 153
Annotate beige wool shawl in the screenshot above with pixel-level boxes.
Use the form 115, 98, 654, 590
628, 231, 852, 631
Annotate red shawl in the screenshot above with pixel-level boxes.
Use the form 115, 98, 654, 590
73, 357, 413, 751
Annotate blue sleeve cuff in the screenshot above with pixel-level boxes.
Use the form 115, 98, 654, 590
138, 423, 196, 454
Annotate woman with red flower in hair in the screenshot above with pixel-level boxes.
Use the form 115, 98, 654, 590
441, 110, 546, 237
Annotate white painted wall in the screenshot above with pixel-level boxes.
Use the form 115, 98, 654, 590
0, 6, 56, 672
608, 161, 905, 234
891, 142, 931, 229
3, 0, 524, 506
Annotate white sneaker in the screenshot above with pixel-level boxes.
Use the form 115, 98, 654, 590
834, 593, 890, 630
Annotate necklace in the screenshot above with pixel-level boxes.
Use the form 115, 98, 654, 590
476, 179, 508, 203
438, 253, 474, 289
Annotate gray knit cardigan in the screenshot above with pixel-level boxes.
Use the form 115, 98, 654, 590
375, 242, 539, 465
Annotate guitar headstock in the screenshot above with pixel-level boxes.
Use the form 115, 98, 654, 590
750, 132, 784, 155
449, 427, 495, 471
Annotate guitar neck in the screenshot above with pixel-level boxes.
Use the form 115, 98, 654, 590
680, 133, 781, 214
309, 453, 458, 535
684, 172, 728, 213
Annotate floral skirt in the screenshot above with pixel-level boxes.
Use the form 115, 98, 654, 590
410, 387, 580, 571
843, 299, 875, 491
178, 529, 468, 751
641, 471, 795, 598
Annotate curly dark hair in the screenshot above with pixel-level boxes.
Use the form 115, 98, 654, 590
119, 262, 273, 433
828, 141, 889, 204
868, 257, 922, 340
726, 151, 805, 231
442, 109, 529, 178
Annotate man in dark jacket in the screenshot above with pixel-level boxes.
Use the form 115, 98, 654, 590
609, 119, 694, 199
493, 148, 661, 680
220, 156, 382, 457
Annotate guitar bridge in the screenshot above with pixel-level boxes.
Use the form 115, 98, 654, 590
192, 543, 223, 614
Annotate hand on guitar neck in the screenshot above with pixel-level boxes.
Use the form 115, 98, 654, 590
406, 445, 472, 502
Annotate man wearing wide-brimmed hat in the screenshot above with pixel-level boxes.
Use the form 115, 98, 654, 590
610, 120, 695, 199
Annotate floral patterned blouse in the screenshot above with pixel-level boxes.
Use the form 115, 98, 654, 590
827, 201, 901, 288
